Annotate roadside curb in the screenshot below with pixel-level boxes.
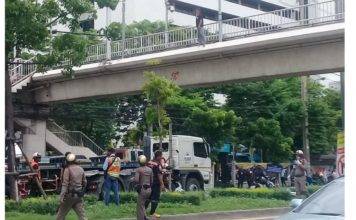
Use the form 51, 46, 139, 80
115, 207, 291, 220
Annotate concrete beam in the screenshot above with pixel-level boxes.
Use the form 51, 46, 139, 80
32, 23, 344, 103
33, 40, 343, 103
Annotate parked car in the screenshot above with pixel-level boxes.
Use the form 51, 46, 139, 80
276, 176, 344, 220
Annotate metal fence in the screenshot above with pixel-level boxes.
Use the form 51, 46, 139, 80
84, 0, 344, 64
9, 57, 37, 85
47, 120, 104, 155
10, 0, 344, 84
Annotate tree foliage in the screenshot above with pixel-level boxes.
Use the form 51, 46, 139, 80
223, 77, 341, 161
142, 71, 180, 146
106, 20, 167, 41
49, 99, 118, 148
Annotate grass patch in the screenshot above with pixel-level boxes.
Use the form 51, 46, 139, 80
5, 196, 288, 220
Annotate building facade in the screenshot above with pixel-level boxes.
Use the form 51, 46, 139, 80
53, 0, 309, 33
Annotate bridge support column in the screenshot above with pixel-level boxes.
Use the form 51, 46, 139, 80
15, 118, 47, 160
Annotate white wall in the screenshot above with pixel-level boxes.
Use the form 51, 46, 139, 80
53, 0, 301, 32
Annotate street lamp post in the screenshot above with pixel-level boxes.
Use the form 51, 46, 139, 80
164, 0, 175, 48
122, 0, 126, 58
165, 0, 169, 47
218, 0, 222, 42
106, 7, 111, 61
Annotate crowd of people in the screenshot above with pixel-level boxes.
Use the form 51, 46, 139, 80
46, 148, 166, 220
26, 147, 338, 219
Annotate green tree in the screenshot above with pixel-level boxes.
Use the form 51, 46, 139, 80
307, 80, 342, 155
224, 77, 341, 160
142, 71, 180, 149
186, 109, 241, 146
165, 90, 241, 147
122, 128, 144, 147
106, 20, 168, 41
49, 98, 118, 148
247, 118, 293, 162
5, 0, 117, 200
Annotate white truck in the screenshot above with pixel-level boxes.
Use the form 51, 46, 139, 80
143, 135, 214, 191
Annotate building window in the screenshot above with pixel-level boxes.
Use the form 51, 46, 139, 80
80, 19, 94, 32
194, 142, 208, 158
131, 151, 136, 161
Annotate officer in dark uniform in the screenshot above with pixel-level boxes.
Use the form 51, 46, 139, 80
56, 153, 87, 220
145, 150, 165, 218
135, 155, 153, 220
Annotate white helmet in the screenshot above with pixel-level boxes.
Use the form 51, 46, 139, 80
33, 152, 41, 158
138, 155, 147, 165
296, 150, 304, 155
66, 153, 76, 162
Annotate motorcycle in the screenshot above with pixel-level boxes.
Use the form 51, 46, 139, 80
254, 176, 275, 188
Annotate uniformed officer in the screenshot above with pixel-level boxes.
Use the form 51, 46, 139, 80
135, 155, 153, 220
145, 150, 165, 218
56, 153, 87, 220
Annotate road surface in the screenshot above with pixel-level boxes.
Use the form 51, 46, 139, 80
118, 207, 290, 220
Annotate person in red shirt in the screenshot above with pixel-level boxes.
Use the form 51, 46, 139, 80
29, 152, 42, 196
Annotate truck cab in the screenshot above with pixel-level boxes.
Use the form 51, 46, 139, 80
144, 135, 213, 191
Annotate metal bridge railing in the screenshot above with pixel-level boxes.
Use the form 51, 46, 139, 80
47, 120, 104, 156
81, 0, 344, 64
9, 57, 37, 85
10, 0, 345, 75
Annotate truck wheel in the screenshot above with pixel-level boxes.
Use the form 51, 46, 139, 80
186, 178, 201, 191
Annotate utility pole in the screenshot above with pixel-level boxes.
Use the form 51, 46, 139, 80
106, 7, 111, 61
168, 122, 173, 191
121, 0, 126, 58
218, 0, 222, 42
301, 76, 311, 174
231, 143, 237, 187
5, 62, 19, 202
340, 72, 344, 131
164, 0, 169, 47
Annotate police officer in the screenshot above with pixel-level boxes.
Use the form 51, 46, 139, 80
294, 150, 309, 198
145, 150, 165, 218
56, 153, 87, 220
135, 155, 153, 220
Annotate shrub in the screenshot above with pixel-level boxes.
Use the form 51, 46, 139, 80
160, 192, 202, 205
210, 188, 291, 201
5, 196, 59, 215
307, 185, 322, 194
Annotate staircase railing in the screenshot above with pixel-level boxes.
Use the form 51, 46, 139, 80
9, 56, 37, 85
47, 120, 104, 156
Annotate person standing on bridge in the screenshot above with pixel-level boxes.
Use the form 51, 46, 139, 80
196, 8, 205, 46
134, 155, 153, 220
103, 147, 121, 206
56, 153, 87, 220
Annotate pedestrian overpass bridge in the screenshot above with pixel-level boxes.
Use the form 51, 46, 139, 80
11, 0, 344, 104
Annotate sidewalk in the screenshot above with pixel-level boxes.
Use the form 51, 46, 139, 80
115, 207, 291, 220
